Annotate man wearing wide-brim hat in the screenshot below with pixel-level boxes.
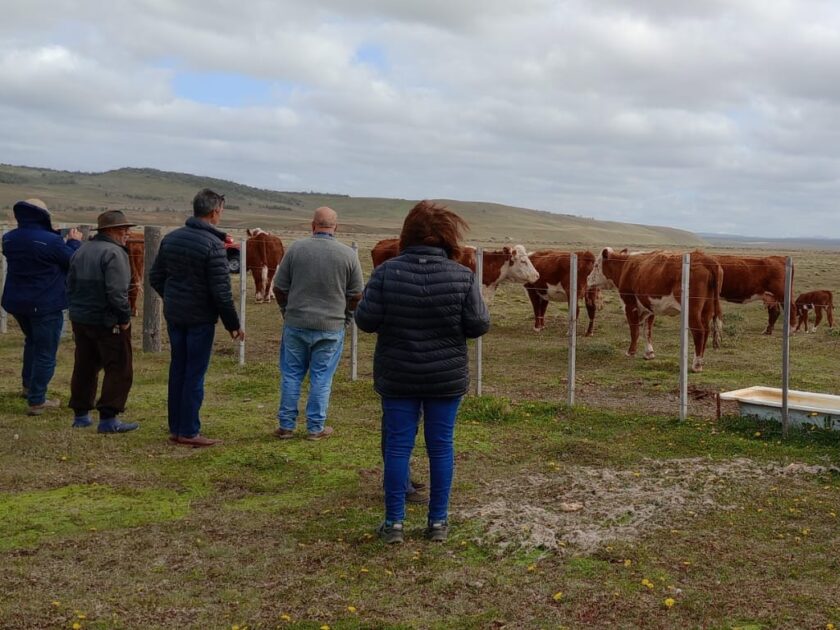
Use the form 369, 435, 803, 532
66, 210, 140, 433
1, 199, 82, 415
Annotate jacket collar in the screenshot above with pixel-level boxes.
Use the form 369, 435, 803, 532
186, 216, 226, 241
401, 245, 448, 258
93, 232, 128, 250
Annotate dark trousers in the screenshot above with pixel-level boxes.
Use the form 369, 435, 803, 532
14, 311, 64, 405
167, 323, 215, 438
69, 322, 133, 419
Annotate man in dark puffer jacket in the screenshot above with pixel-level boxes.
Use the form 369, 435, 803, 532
355, 201, 490, 544
150, 189, 245, 447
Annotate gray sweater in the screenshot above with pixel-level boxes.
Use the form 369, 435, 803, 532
273, 233, 364, 331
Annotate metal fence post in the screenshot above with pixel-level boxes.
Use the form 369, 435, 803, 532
567, 253, 577, 407
475, 248, 484, 396
0, 226, 7, 333
679, 253, 690, 421
142, 226, 163, 352
239, 237, 247, 366
781, 256, 793, 436
350, 242, 359, 381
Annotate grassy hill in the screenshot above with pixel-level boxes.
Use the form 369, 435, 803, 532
0, 164, 705, 247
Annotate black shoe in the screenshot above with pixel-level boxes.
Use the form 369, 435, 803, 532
377, 521, 404, 544
425, 521, 449, 542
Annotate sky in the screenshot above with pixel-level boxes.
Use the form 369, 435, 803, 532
1, 0, 839, 238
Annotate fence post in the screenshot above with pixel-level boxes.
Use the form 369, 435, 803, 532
239, 237, 247, 366
679, 253, 690, 422
142, 226, 163, 352
781, 256, 793, 436
475, 248, 484, 396
350, 242, 359, 381
0, 226, 7, 333
567, 253, 578, 407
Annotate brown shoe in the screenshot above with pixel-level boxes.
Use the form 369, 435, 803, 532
273, 428, 294, 440
306, 426, 334, 441
27, 399, 61, 416
406, 490, 429, 504
175, 435, 222, 448
168, 433, 178, 443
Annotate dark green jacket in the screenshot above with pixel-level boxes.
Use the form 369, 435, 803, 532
67, 233, 132, 327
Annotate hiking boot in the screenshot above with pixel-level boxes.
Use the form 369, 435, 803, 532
27, 399, 61, 416
377, 521, 404, 544
72, 414, 93, 428
97, 418, 140, 433
175, 434, 222, 448
424, 521, 449, 542
306, 426, 334, 441
406, 490, 429, 504
273, 427, 294, 440
410, 479, 427, 490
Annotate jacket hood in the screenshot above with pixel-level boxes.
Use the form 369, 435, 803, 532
13, 200, 55, 231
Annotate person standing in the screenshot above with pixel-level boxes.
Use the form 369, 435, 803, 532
355, 201, 490, 544
67, 210, 139, 433
150, 189, 245, 447
272, 206, 364, 441
1, 199, 81, 415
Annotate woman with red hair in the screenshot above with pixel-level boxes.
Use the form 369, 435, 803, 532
355, 201, 490, 543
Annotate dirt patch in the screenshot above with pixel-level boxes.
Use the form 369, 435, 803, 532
460, 457, 837, 553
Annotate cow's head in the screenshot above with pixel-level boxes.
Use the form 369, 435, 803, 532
503, 244, 540, 284
587, 247, 615, 289
247, 228, 267, 237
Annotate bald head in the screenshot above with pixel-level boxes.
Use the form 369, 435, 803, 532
312, 206, 338, 234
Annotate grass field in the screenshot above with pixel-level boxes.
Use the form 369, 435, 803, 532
1, 239, 839, 629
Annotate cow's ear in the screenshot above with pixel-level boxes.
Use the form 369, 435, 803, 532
601, 247, 611, 260
619, 247, 629, 255
246, 229, 253, 236
503, 245, 512, 256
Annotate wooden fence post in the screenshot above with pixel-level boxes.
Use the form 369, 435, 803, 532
142, 226, 163, 352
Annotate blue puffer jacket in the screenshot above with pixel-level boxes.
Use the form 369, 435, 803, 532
149, 217, 240, 331
1, 200, 81, 315
355, 245, 490, 398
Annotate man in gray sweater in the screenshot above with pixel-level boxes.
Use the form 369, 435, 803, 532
272, 206, 364, 440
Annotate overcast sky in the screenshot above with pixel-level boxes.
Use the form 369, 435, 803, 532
2, 0, 839, 238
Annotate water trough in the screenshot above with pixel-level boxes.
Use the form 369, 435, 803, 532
719, 386, 840, 431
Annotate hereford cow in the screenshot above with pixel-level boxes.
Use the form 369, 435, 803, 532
587, 248, 723, 372
794, 290, 834, 333
370, 238, 538, 302
246, 228, 285, 303
714, 255, 794, 335
126, 232, 145, 316
525, 250, 603, 336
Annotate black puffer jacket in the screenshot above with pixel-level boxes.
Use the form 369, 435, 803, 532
355, 245, 490, 398
149, 217, 240, 330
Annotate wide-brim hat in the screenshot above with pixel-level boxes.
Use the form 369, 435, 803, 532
94, 209, 137, 231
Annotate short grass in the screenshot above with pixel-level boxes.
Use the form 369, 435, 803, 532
1, 245, 839, 629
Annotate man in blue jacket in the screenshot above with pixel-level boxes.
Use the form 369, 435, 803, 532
1, 199, 82, 415
150, 189, 245, 448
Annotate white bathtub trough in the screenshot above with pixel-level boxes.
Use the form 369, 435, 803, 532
719, 386, 840, 431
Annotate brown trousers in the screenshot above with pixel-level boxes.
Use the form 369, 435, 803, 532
69, 322, 133, 419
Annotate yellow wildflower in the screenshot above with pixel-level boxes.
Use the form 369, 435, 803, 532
279, 614, 291, 622
623, 559, 632, 567
552, 591, 563, 602
664, 597, 675, 608
347, 606, 357, 613
641, 578, 654, 590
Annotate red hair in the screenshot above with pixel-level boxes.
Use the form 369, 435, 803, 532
399, 200, 469, 260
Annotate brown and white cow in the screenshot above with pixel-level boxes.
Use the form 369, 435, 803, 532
126, 232, 145, 316
246, 228, 285, 303
794, 290, 834, 333
369, 238, 539, 302
713, 255, 794, 335
587, 248, 723, 372
524, 250, 602, 336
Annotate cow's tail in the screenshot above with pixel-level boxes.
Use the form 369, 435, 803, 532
711, 260, 724, 349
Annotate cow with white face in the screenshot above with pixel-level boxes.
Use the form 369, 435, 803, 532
480, 245, 540, 303
587, 247, 723, 372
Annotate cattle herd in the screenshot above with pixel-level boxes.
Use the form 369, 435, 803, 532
124, 232, 835, 372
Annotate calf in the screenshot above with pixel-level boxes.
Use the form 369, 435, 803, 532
246, 228, 285, 303
794, 290, 834, 333
714, 255, 794, 335
126, 232, 145, 316
587, 248, 723, 372
525, 250, 602, 336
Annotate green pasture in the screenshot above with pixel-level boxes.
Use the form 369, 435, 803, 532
1, 241, 839, 629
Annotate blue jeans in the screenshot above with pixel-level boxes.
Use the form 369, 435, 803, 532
381, 397, 461, 524
277, 325, 344, 434
14, 311, 64, 405
167, 323, 215, 438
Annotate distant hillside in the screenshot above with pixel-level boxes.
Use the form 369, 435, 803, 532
0, 164, 706, 247
700, 233, 840, 251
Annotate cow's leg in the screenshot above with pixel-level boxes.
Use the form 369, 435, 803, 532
689, 306, 708, 372
812, 305, 824, 332
764, 302, 781, 335
252, 267, 264, 303
526, 286, 546, 331
584, 293, 596, 337
642, 314, 655, 360
794, 307, 805, 332
828, 303, 835, 329
624, 302, 640, 357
